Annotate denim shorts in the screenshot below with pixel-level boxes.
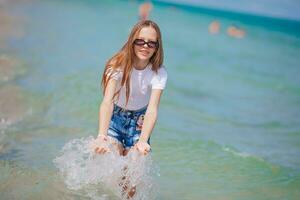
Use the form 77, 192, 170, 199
107, 104, 151, 150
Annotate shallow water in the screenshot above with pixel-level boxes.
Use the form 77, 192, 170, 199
1, 0, 300, 199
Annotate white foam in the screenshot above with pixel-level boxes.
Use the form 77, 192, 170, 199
53, 136, 159, 200
222, 146, 264, 162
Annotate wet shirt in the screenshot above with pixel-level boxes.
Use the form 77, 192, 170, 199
106, 63, 168, 110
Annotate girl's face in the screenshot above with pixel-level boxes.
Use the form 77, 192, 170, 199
133, 26, 158, 62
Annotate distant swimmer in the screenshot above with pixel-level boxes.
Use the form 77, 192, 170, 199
227, 24, 246, 38
138, 1, 153, 21
208, 20, 220, 34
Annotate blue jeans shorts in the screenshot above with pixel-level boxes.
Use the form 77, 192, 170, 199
107, 104, 151, 150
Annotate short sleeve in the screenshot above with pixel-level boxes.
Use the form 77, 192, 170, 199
151, 66, 168, 90
106, 66, 123, 81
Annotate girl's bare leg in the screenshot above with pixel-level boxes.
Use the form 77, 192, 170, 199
105, 136, 136, 198
102, 140, 140, 199
120, 165, 137, 199
121, 147, 139, 199
106, 135, 124, 156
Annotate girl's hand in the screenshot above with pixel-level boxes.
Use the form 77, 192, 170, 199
94, 134, 110, 154
134, 141, 151, 155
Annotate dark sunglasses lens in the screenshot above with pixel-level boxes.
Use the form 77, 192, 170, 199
148, 41, 157, 48
134, 39, 145, 46
134, 39, 158, 48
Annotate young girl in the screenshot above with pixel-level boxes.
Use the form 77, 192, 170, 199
93, 20, 167, 198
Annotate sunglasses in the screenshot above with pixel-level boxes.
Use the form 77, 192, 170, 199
133, 38, 159, 49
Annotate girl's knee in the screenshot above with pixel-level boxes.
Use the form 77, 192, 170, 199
106, 136, 124, 155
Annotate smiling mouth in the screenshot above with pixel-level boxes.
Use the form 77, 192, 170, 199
139, 50, 149, 55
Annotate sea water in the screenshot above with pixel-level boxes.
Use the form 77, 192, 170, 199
0, 0, 300, 199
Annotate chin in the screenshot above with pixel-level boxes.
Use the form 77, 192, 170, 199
137, 55, 151, 61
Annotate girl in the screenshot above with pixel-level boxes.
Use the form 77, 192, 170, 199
93, 20, 168, 198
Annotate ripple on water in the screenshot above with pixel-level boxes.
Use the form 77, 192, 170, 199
0, 159, 84, 199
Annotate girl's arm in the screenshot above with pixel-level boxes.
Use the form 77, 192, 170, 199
138, 89, 163, 143
98, 78, 118, 137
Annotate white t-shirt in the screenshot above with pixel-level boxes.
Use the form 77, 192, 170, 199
106, 63, 168, 110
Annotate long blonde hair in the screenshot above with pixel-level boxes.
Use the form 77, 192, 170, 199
101, 20, 164, 106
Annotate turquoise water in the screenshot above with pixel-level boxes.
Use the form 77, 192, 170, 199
156, 0, 300, 21
1, 0, 300, 199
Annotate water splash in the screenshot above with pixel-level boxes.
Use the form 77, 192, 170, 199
53, 136, 159, 200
